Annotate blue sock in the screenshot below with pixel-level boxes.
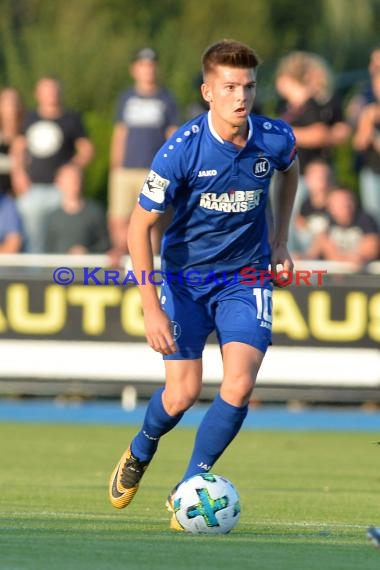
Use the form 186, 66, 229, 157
131, 387, 183, 462
180, 393, 248, 482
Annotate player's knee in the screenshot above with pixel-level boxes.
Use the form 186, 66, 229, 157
221, 374, 255, 407
163, 388, 200, 416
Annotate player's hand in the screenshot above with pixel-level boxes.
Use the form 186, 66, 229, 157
143, 307, 177, 355
271, 243, 294, 288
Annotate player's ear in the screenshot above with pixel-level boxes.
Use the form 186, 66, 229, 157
201, 82, 212, 103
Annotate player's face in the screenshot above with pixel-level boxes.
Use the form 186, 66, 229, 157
202, 66, 257, 131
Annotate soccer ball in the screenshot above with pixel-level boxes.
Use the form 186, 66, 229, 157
172, 473, 241, 534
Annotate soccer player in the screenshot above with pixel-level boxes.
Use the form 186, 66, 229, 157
109, 39, 299, 529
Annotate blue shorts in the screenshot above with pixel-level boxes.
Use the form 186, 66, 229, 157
160, 279, 273, 360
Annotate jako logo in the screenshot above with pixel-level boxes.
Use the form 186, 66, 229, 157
253, 158, 270, 177
198, 169, 217, 177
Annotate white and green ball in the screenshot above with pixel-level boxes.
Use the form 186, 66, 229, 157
173, 473, 241, 534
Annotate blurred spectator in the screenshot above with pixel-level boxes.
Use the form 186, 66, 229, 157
275, 51, 350, 177
0, 188, 23, 253
305, 54, 351, 147
293, 159, 334, 257
275, 52, 330, 176
346, 45, 380, 129
306, 187, 379, 270
44, 163, 110, 254
275, 51, 350, 250
11, 76, 95, 252
352, 71, 380, 230
108, 47, 179, 257
0, 87, 24, 195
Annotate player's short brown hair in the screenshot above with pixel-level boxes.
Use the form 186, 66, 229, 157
202, 39, 261, 78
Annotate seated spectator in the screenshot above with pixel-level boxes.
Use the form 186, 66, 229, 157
0, 189, 23, 252
306, 187, 379, 270
352, 71, 380, 230
44, 163, 110, 254
293, 159, 334, 257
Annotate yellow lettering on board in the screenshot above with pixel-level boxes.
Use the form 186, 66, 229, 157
309, 291, 367, 341
368, 293, 380, 342
67, 286, 121, 335
272, 290, 309, 339
121, 287, 145, 337
7, 284, 66, 334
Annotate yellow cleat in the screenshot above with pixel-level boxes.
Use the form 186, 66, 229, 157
170, 512, 184, 532
165, 484, 184, 531
109, 447, 150, 509
165, 484, 179, 513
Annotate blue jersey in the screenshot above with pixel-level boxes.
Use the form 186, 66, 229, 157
139, 112, 296, 276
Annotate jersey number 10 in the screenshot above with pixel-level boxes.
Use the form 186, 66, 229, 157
253, 288, 273, 324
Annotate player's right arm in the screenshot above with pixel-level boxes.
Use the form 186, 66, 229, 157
127, 203, 176, 355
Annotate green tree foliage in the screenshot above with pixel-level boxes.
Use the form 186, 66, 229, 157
1, 0, 380, 201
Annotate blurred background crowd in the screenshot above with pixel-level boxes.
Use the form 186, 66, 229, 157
0, 0, 380, 271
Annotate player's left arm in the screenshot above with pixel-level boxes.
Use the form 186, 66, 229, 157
270, 157, 299, 286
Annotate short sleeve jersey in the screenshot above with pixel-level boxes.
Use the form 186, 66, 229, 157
139, 112, 297, 276
22, 109, 88, 184
115, 88, 179, 168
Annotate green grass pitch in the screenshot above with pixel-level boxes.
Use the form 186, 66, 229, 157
1, 422, 379, 570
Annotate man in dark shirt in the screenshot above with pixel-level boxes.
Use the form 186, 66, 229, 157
12, 76, 94, 252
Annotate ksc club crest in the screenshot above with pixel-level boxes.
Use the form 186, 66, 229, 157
253, 157, 270, 178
